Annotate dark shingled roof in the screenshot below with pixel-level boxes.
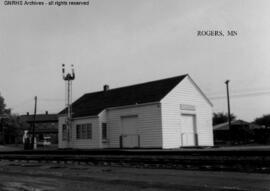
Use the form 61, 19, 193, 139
59, 75, 188, 118
19, 114, 58, 123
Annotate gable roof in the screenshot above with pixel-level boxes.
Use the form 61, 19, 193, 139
186, 75, 213, 107
59, 74, 188, 118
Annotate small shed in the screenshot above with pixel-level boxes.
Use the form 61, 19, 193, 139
58, 74, 213, 149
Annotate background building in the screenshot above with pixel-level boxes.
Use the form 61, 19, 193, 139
214, 120, 270, 145
19, 112, 58, 145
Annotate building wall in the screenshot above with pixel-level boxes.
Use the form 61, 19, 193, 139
107, 103, 162, 148
58, 76, 212, 149
98, 110, 109, 148
71, 117, 100, 149
161, 76, 213, 148
58, 116, 66, 148
58, 116, 101, 149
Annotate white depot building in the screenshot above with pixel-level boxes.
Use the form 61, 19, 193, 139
58, 74, 213, 149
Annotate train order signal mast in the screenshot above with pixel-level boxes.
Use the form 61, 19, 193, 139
62, 64, 75, 147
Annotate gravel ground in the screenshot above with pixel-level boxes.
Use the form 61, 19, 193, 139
1, 144, 270, 152
0, 145, 23, 152
0, 160, 269, 191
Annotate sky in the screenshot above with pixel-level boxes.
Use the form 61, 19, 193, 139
0, 0, 270, 122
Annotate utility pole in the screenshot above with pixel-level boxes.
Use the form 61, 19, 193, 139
62, 64, 75, 147
31, 96, 37, 149
225, 80, 232, 133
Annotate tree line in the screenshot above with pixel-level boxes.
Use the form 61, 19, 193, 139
0, 93, 27, 144
213, 112, 270, 128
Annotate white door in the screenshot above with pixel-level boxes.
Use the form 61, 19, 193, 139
121, 116, 138, 148
181, 115, 196, 146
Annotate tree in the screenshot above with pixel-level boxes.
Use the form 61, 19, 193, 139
0, 93, 24, 144
213, 112, 236, 126
253, 114, 270, 128
0, 94, 6, 115
0, 93, 10, 115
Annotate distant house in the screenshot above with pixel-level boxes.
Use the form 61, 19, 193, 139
58, 74, 213, 149
213, 120, 261, 145
19, 112, 58, 144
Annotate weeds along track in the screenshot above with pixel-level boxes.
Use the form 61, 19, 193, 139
0, 149, 270, 173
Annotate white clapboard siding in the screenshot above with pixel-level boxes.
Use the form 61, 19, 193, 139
58, 116, 101, 149
161, 76, 213, 148
58, 116, 66, 148
107, 103, 162, 148
71, 117, 100, 149
98, 110, 109, 148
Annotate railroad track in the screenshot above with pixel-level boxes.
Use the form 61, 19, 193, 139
0, 149, 270, 173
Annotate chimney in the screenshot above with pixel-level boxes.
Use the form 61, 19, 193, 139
45, 111, 48, 115
103, 84, 109, 92
26, 112, 29, 116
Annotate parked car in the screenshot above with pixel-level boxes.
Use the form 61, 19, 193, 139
37, 137, 51, 146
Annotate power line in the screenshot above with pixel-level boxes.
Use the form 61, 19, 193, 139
207, 87, 270, 98
209, 91, 270, 100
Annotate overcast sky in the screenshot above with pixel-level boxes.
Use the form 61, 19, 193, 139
0, 0, 270, 121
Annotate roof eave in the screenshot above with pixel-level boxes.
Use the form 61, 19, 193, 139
186, 75, 213, 107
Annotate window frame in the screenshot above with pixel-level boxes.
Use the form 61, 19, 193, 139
102, 123, 107, 140
62, 124, 67, 141
87, 123, 92, 139
76, 123, 92, 140
76, 124, 81, 139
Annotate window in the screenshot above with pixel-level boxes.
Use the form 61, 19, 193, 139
102, 123, 107, 140
76, 123, 92, 139
87, 124, 92, 139
62, 124, 67, 141
76, 125, 81, 139
82, 124, 87, 139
